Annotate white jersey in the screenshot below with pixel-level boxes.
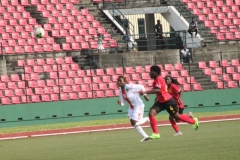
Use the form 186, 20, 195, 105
118, 84, 146, 109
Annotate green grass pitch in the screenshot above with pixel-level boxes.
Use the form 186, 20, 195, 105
0, 120, 239, 160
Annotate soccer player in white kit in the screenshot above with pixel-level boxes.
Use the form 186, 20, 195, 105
117, 75, 150, 142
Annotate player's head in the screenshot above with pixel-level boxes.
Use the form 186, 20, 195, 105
157, 20, 160, 24
165, 75, 180, 86
150, 65, 161, 79
117, 75, 128, 87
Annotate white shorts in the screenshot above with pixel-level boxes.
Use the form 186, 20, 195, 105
127, 107, 144, 121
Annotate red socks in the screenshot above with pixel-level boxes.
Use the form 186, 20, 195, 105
170, 119, 179, 132
179, 114, 195, 124
149, 115, 159, 134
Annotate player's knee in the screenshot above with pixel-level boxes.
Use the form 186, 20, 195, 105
130, 119, 137, 126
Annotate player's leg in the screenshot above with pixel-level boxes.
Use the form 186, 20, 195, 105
169, 114, 182, 136
130, 107, 150, 142
148, 101, 163, 139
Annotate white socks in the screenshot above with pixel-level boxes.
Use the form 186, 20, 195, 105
136, 117, 150, 125
134, 124, 148, 138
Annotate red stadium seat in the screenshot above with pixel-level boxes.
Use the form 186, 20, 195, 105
12, 97, 21, 104
96, 91, 105, 98
5, 90, 14, 97
77, 70, 85, 77
131, 74, 140, 81
1, 98, 11, 104
112, 75, 118, 82
81, 84, 90, 91
177, 77, 185, 85
183, 84, 191, 92
8, 82, 17, 89
83, 77, 91, 84
226, 67, 235, 74
135, 66, 143, 73
209, 61, 218, 68
174, 63, 183, 70
1, 75, 9, 82
106, 68, 115, 75
231, 59, 239, 66
125, 67, 134, 74
116, 67, 123, 75
220, 60, 229, 67
69, 93, 78, 100
78, 92, 86, 99
50, 94, 59, 101
105, 90, 114, 97
44, 87, 52, 94
215, 68, 223, 75
0, 83, 7, 89
228, 81, 237, 88
180, 70, 189, 77
17, 81, 26, 89
108, 82, 118, 89
193, 83, 203, 91
141, 73, 151, 80
60, 93, 69, 100
102, 76, 111, 83
222, 74, 230, 81
170, 71, 180, 78
187, 76, 197, 84
93, 76, 101, 83
232, 73, 240, 81
11, 74, 21, 82
204, 68, 213, 75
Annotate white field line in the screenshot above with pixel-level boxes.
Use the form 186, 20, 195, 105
1, 118, 240, 140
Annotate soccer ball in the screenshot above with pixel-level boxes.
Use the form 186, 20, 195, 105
34, 27, 45, 38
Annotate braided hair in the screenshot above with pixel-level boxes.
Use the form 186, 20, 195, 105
165, 75, 181, 87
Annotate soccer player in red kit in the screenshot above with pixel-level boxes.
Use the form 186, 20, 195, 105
140, 66, 199, 139
165, 75, 193, 136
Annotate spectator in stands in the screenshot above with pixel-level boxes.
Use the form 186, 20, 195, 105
97, 33, 104, 53
188, 18, 198, 37
125, 25, 136, 52
180, 46, 192, 63
154, 20, 165, 50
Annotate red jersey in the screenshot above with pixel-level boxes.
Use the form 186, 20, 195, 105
152, 76, 172, 103
167, 83, 184, 108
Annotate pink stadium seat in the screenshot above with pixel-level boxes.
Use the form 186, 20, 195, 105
222, 74, 231, 81
27, 39, 36, 45
86, 70, 95, 76
66, 3, 74, 9
174, 63, 183, 70
108, 82, 118, 89
106, 68, 115, 75
35, 88, 44, 95
60, 93, 69, 100
99, 83, 108, 90
77, 70, 85, 77
193, 83, 203, 91
177, 77, 185, 85
46, 79, 55, 87
226, 67, 235, 74
135, 66, 143, 73
87, 91, 93, 98
198, 61, 208, 69
161, 71, 168, 78
232, 73, 240, 80
11, 97, 21, 105
209, 61, 218, 68
15, 46, 24, 54
16, 26, 23, 32
69, 64, 78, 71
105, 90, 114, 97
66, 36, 74, 43
183, 84, 191, 92
187, 76, 197, 84
27, 59, 35, 66
21, 0, 30, 6
78, 92, 86, 99
53, 86, 60, 93
83, 77, 91, 84
17, 81, 26, 89
102, 76, 111, 83
72, 85, 80, 92
21, 74, 31, 81
75, 36, 84, 42
93, 77, 101, 83
69, 93, 78, 100
164, 64, 173, 71
15, 89, 24, 96
147, 79, 154, 86
228, 81, 237, 88
141, 73, 151, 80
208, 14, 216, 21
96, 91, 105, 98
180, 70, 189, 77
223, 19, 232, 26
212, 7, 220, 14
116, 67, 123, 75
62, 43, 71, 51
2, 98, 11, 104
211, 75, 220, 82
62, 86, 71, 93
231, 59, 239, 66
5, 90, 14, 97
131, 74, 140, 81
170, 71, 180, 78
206, 1, 214, 7
37, 38, 46, 45
43, 65, 52, 72
28, 81, 37, 88
215, 67, 223, 75
81, 84, 90, 91
1, 75, 9, 82
50, 94, 59, 101
72, 43, 81, 50
34, 45, 43, 52
54, 24, 62, 30
11, 74, 21, 82
112, 75, 118, 82
37, 80, 45, 87
96, 69, 105, 76
8, 82, 17, 89
41, 95, 51, 102
0, 83, 6, 89
138, 80, 147, 87
125, 67, 134, 74
50, 72, 58, 79
204, 68, 212, 75
74, 78, 82, 85
109, 40, 118, 48
5, 47, 14, 54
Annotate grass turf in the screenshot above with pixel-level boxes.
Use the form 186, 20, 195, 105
0, 120, 239, 160
0, 110, 240, 134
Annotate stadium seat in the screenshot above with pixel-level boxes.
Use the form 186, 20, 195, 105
96, 69, 105, 76
147, 79, 154, 86
180, 70, 189, 77
11, 74, 21, 82
78, 92, 86, 99
209, 61, 219, 68
81, 84, 90, 91
174, 63, 183, 70
60, 93, 69, 100
193, 83, 203, 91
77, 70, 85, 77
204, 68, 212, 75
198, 61, 208, 69
215, 68, 223, 75
50, 94, 59, 101
44, 87, 52, 94
105, 90, 114, 97
106, 68, 115, 75
183, 84, 191, 92
108, 82, 118, 89
220, 60, 229, 67
0, 83, 7, 89
69, 93, 78, 100
5, 90, 14, 97
141, 73, 151, 80
62, 64, 70, 71
68, 71, 77, 78
86, 70, 95, 77
187, 77, 197, 84
177, 77, 185, 85
1, 75, 9, 82
65, 79, 73, 86
99, 83, 108, 90
102, 76, 111, 83
116, 68, 123, 75
7, 82, 17, 89
62, 86, 71, 93
72, 85, 80, 92
17, 81, 26, 89
53, 86, 60, 94
222, 74, 231, 81
138, 80, 147, 87
93, 77, 101, 83
135, 66, 143, 73
170, 71, 180, 78
211, 75, 220, 82
226, 67, 235, 74
231, 59, 239, 66
232, 73, 240, 81
1, 97, 11, 104
228, 81, 237, 88
131, 74, 140, 81
35, 88, 44, 95
96, 91, 105, 98
125, 67, 134, 74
